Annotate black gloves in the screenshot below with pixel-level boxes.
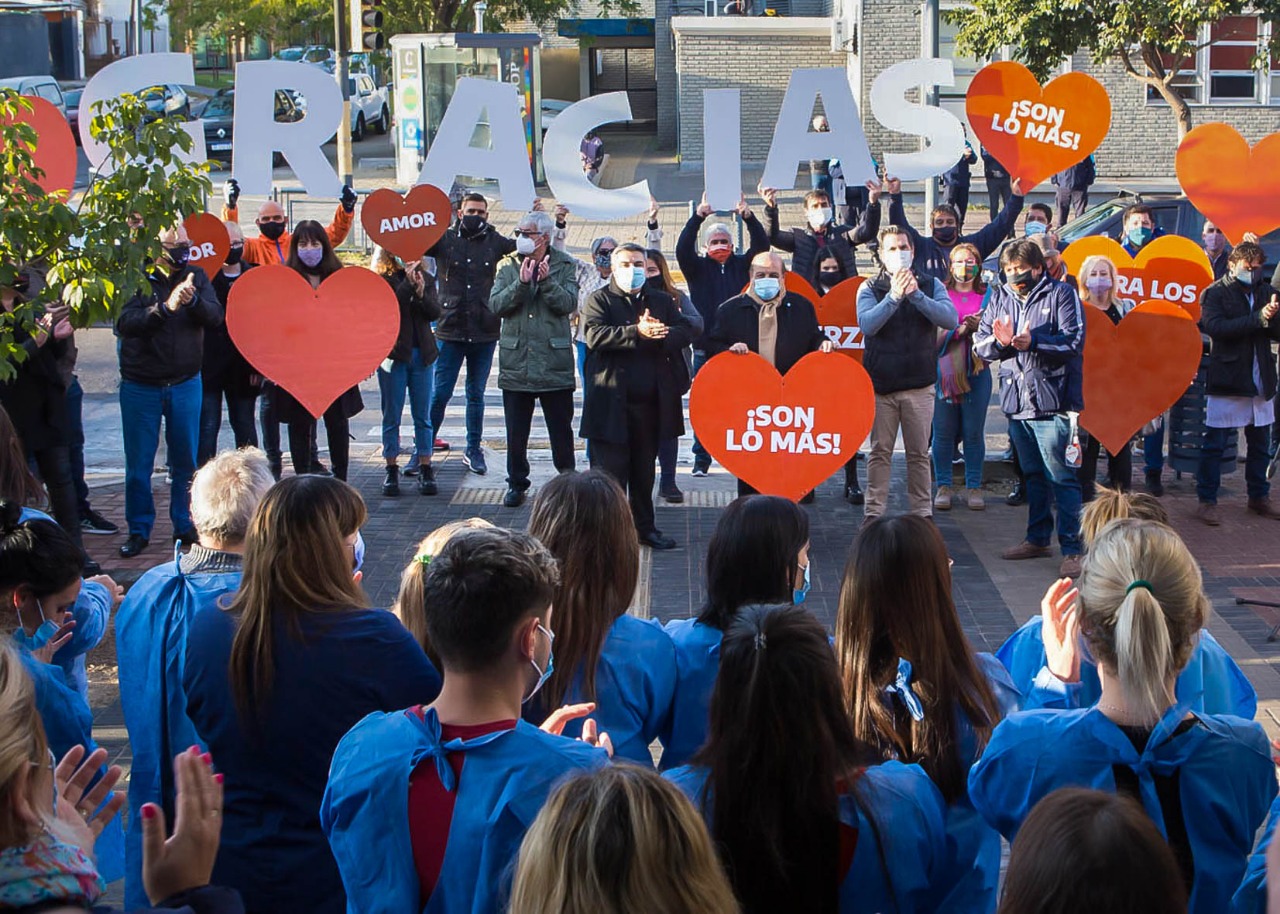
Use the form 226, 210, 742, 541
341, 184, 358, 214
224, 178, 240, 209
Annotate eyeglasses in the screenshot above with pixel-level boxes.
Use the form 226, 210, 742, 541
29, 747, 56, 814
513, 229, 543, 238
596, 247, 616, 257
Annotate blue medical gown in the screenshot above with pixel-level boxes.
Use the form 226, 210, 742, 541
1231, 793, 1280, 913
658, 618, 722, 770
322, 707, 608, 914
523, 613, 676, 765
970, 702, 1277, 914
664, 760, 951, 913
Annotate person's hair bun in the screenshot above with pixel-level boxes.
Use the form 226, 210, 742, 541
0, 500, 22, 535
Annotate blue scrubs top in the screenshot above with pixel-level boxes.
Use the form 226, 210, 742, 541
658, 617, 723, 770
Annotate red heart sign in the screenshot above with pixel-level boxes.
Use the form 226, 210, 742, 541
689, 350, 876, 502
1061, 235, 1210, 321
966, 62, 1111, 188
226, 265, 398, 418
812, 276, 865, 361
0, 95, 76, 198
183, 213, 231, 278
361, 184, 451, 261
1080, 300, 1202, 456
1176, 123, 1280, 245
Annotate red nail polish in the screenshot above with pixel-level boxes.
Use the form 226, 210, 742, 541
201, 752, 212, 765
188, 745, 199, 755
214, 773, 224, 784
141, 805, 156, 819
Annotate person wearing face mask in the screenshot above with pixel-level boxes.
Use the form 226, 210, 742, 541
887, 174, 1026, 283
1030, 233, 1075, 289
1075, 255, 1133, 501
220, 178, 356, 266
581, 245, 693, 551
708, 252, 833, 498
425, 193, 519, 475
322, 527, 609, 914
116, 224, 223, 559
942, 134, 978, 228
1051, 154, 1095, 228
973, 239, 1086, 578
760, 180, 883, 289
488, 211, 579, 508
1195, 241, 1280, 525
1202, 221, 1232, 279
198, 221, 260, 467
645, 250, 703, 504
858, 226, 958, 524
1023, 203, 1054, 241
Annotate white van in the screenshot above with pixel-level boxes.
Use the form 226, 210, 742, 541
0, 75, 66, 114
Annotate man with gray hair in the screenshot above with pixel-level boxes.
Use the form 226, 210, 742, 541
114, 446, 274, 907
489, 210, 580, 507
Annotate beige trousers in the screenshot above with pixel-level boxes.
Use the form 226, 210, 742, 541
865, 385, 936, 518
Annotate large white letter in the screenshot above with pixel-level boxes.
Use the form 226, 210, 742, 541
760, 69, 875, 191
543, 92, 651, 220
419, 78, 535, 209
702, 89, 741, 211
869, 58, 965, 181
232, 61, 342, 196
79, 53, 207, 170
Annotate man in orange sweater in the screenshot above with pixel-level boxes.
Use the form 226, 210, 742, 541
220, 178, 357, 265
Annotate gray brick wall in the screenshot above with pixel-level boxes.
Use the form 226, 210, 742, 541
858, 0, 922, 163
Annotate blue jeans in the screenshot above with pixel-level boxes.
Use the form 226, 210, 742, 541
378, 349, 435, 461
119, 376, 201, 539
1009, 415, 1083, 555
65, 375, 90, 515
576, 340, 588, 388
932, 369, 991, 490
1144, 424, 1165, 475
1197, 424, 1271, 503
429, 340, 495, 453
691, 351, 710, 463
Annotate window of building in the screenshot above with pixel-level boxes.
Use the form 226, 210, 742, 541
1146, 15, 1280, 105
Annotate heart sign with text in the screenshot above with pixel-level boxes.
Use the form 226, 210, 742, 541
689, 351, 875, 502
226, 265, 398, 419
1176, 123, 1280, 244
966, 62, 1111, 188
1061, 235, 1211, 321
361, 184, 451, 261
183, 213, 231, 278
1080, 300, 1202, 456
0, 95, 77, 198
813, 276, 865, 360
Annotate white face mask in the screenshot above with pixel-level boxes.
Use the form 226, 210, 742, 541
515, 235, 538, 256
807, 207, 833, 230
882, 249, 913, 273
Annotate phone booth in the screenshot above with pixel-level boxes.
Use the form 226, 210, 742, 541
390, 33, 543, 189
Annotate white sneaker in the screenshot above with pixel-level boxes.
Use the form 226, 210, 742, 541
966, 489, 985, 511
934, 486, 953, 511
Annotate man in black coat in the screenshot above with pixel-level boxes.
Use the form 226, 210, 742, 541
581, 243, 693, 550
1195, 241, 1280, 524
116, 223, 224, 557
760, 181, 882, 287
707, 252, 833, 496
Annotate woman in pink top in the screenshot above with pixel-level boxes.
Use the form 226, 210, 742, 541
933, 242, 992, 511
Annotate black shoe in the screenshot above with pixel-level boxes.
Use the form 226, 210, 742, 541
269, 460, 283, 481
82, 557, 102, 576
382, 466, 400, 497
1006, 482, 1026, 507
1145, 471, 1164, 497
800, 490, 815, 504
308, 462, 333, 477
463, 448, 487, 475
641, 530, 678, 550
80, 509, 119, 536
691, 458, 710, 478
119, 534, 149, 558
173, 528, 198, 547
503, 487, 527, 508
402, 464, 420, 478
658, 480, 684, 503
418, 464, 438, 496
845, 484, 864, 505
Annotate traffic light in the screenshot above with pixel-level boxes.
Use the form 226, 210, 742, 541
355, 0, 384, 50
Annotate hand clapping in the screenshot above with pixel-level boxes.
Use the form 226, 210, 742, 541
638, 309, 668, 340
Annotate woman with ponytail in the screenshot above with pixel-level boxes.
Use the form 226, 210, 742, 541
970, 519, 1276, 914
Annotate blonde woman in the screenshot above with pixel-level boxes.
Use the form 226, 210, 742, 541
509, 764, 739, 914
1077, 254, 1134, 500
971, 519, 1277, 914
392, 517, 494, 662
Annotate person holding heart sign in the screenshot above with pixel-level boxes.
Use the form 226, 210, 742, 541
220, 178, 355, 267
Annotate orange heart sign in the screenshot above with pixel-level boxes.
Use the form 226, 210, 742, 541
361, 184, 451, 261
966, 62, 1111, 188
812, 276, 865, 361
1079, 300, 1202, 456
0, 95, 77, 198
689, 350, 876, 502
1062, 235, 1210, 320
183, 212, 231, 278
226, 265, 398, 419
1176, 123, 1280, 245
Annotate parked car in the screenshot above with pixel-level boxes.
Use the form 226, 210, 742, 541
202, 87, 303, 167
347, 73, 389, 140
301, 46, 335, 67
540, 98, 572, 133
138, 83, 192, 121
274, 47, 306, 62
0, 75, 66, 115
59, 80, 86, 143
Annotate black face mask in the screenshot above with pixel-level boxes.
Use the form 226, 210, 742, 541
819, 270, 842, 287
459, 214, 487, 235
1007, 269, 1037, 291
644, 275, 665, 292
164, 243, 191, 268
225, 244, 244, 266
932, 225, 958, 245
259, 221, 286, 241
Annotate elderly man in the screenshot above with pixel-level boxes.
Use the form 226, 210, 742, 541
115, 447, 274, 908
116, 223, 223, 558
220, 178, 355, 265
489, 210, 579, 507
582, 243, 692, 549
708, 251, 833, 497
857, 225, 958, 523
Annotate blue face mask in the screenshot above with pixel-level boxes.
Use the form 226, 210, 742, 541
1024, 220, 1048, 237
13, 599, 58, 651
522, 623, 555, 705
614, 265, 645, 293
352, 531, 366, 574
753, 277, 781, 301
793, 561, 811, 605
1125, 225, 1154, 248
